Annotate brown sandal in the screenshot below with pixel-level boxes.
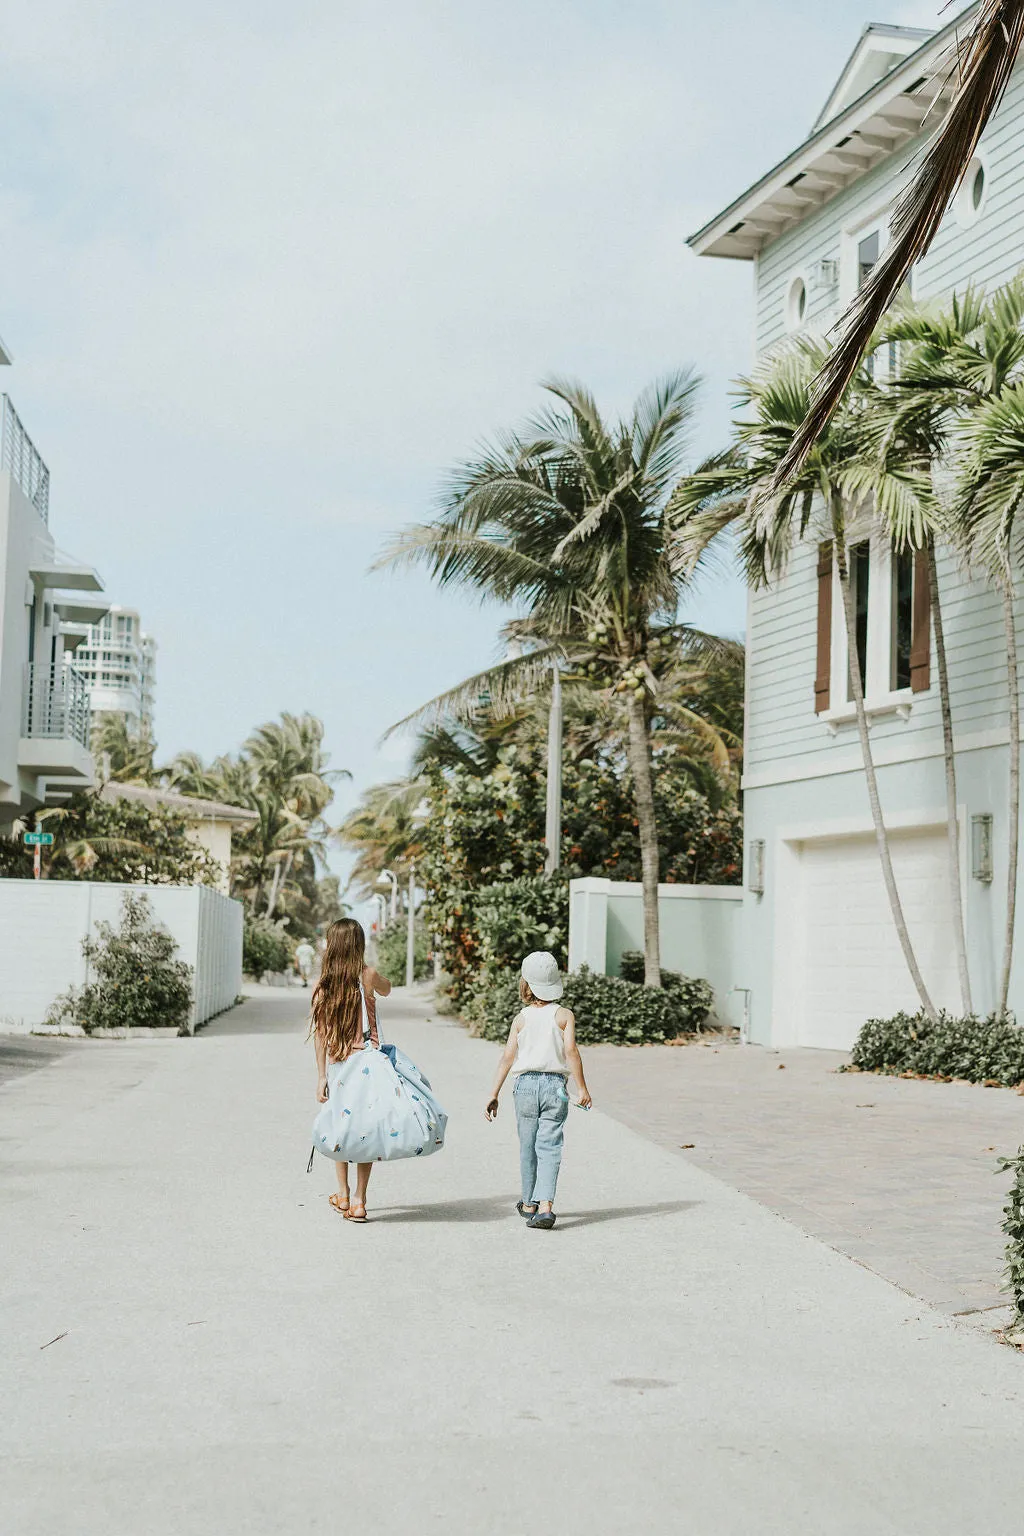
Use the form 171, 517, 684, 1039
329, 1193, 350, 1216
344, 1201, 368, 1223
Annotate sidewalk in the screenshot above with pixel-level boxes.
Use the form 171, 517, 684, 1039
586, 1037, 1024, 1316
3, 988, 1024, 1535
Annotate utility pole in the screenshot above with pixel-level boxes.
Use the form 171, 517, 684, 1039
405, 862, 416, 987
544, 662, 563, 874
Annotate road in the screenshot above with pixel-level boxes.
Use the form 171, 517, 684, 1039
3, 986, 1024, 1535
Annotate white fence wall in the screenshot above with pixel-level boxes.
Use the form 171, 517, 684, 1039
0, 879, 243, 1033
568, 876, 744, 1028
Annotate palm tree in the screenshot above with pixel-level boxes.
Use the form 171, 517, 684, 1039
162, 712, 345, 914
375, 371, 728, 986
336, 777, 429, 903
872, 277, 1024, 1017
90, 713, 156, 785
671, 340, 939, 1019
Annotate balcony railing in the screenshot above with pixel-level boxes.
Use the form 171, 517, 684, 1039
2, 394, 50, 524
22, 663, 91, 748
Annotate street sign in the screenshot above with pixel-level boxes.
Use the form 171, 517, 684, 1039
23, 832, 54, 846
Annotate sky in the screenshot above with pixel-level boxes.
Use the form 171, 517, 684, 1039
0, 0, 946, 893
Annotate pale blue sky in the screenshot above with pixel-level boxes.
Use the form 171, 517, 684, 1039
0, 0, 942, 880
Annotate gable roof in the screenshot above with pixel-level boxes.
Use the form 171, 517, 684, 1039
100, 781, 259, 824
688, 5, 977, 262
813, 23, 936, 132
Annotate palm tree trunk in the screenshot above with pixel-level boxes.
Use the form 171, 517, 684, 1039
1000, 573, 1020, 1020
928, 543, 972, 1014
625, 690, 661, 987
832, 503, 937, 1020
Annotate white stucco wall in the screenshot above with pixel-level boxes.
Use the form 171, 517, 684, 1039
0, 879, 243, 1033
568, 877, 744, 1028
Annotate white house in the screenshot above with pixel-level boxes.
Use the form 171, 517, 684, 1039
74, 606, 156, 737
0, 372, 108, 824
99, 780, 258, 894
687, 6, 1024, 1048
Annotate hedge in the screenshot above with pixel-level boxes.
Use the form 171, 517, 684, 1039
618, 950, 718, 1027
849, 1009, 1024, 1086
375, 915, 432, 984
999, 1148, 1024, 1329
466, 964, 713, 1045
243, 915, 293, 980
46, 892, 193, 1035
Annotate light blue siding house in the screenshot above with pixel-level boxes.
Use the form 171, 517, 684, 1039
688, 7, 1024, 1048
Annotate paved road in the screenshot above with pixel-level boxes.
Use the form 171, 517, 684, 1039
3, 988, 1024, 1535
586, 1037, 1024, 1316
0, 1033, 76, 1088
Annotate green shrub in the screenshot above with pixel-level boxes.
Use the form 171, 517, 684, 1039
999, 1147, 1024, 1327
850, 1009, 1024, 1086
46, 892, 193, 1035
618, 950, 717, 1025
468, 964, 713, 1045
376, 915, 432, 983
243, 915, 293, 979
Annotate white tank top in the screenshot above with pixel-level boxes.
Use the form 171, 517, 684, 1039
511, 1003, 568, 1077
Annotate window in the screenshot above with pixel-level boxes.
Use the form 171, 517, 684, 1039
957, 154, 989, 225
857, 230, 880, 290
786, 275, 807, 330
816, 535, 931, 718
849, 542, 871, 699
891, 548, 914, 690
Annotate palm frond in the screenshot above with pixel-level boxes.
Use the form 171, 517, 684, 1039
382, 647, 560, 739
773, 0, 1024, 492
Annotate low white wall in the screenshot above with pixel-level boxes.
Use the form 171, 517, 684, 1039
0, 879, 243, 1033
568, 876, 744, 1027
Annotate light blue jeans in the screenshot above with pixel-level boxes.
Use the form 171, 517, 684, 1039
513, 1072, 569, 1205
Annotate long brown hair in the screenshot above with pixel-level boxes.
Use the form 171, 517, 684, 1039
309, 918, 366, 1060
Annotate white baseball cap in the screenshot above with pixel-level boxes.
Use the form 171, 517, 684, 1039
521, 951, 563, 1000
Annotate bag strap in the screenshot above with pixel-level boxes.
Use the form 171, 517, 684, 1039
360, 983, 386, 1050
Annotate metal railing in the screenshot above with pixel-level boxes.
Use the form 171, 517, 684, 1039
21, 663, 91, 747
2, 395, 50, 524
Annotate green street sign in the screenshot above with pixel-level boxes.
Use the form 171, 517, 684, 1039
23, 832, 54, 846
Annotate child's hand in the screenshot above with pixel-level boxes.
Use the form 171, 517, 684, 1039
485, 1097, 499, 1121
317, 1077, 329, 1104
577, 1089, 593, 1110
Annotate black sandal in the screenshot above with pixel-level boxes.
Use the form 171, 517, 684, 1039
516, 1201, 538, 1219
528, 1210, 556, 1230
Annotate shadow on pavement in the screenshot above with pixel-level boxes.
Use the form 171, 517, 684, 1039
555, 1200, 702, 1230
366, 1196, 702, 1227
369, 1195, 512, 1224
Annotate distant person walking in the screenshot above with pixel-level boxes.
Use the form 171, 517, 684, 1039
309, 919, 391, 1222
485, 951, 592, 1230
294, 940, 317, 988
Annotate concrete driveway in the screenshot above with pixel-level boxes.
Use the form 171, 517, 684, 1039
3, 987, 1024, 1535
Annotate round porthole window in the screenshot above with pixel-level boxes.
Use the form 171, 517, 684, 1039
786, 276, 807, 330
957, 155, 988, 225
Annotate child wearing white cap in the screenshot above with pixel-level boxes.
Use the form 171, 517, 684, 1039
484, 951, 592, 1230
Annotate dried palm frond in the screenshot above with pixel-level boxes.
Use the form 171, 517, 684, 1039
772, 0, 1024, 495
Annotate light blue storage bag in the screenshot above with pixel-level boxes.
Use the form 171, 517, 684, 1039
310, 987, 447, 1164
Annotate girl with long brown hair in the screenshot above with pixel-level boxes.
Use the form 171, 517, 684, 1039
310, 918, 391, 1222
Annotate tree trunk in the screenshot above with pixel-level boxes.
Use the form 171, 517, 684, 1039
625, 690, 661, 987
1000, 574, 1020, 1020
928, 543, 972, 1014
832, 501, 937, 1020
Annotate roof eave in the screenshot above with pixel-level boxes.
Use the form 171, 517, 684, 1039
687, 4, 976, 262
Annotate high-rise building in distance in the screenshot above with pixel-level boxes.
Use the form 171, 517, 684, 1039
74, 607, 156, 738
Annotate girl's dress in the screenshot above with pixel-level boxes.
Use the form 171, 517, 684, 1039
511, 1003, 570, 1206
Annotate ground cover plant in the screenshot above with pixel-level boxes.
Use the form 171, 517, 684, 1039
243, 914, 293, 980
375, 915, 432, 983
998, 1146, 1024, 1333
467, 964, 712, 1045
849, 1009, 1024, 1086
46, 892, 193, 1035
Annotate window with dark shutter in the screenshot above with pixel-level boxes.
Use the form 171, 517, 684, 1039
909, 546, 931, 692
815, 541, 833, 713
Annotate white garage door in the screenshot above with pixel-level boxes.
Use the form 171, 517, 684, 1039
791, 827, 960, 1050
